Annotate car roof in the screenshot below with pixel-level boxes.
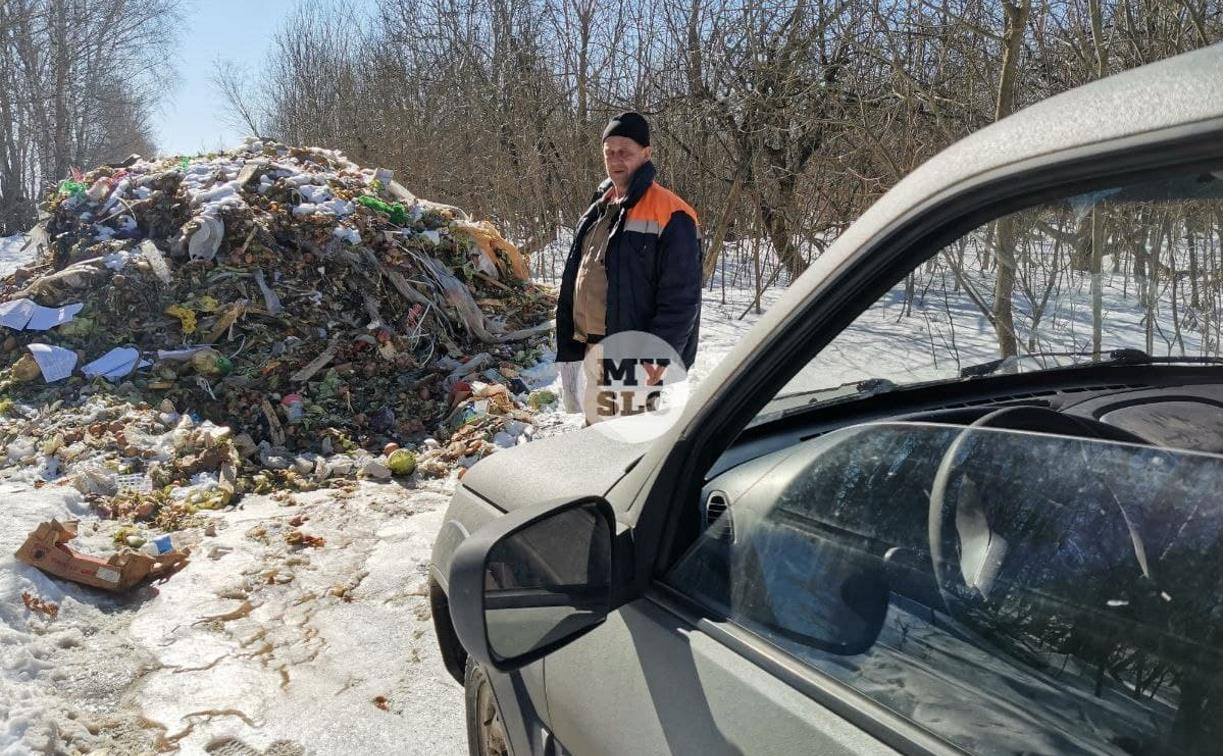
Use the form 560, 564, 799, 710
683, 43, 1223, 417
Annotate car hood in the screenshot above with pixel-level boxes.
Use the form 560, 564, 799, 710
459, 424, 653, 511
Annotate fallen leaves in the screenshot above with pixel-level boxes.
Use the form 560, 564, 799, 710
21, 591, 60, 620
285, 530, 325, 549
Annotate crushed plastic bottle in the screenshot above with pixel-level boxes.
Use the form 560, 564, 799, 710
140, 533, 174, 556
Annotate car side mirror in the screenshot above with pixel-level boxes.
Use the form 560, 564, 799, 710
448, 496, 616, 672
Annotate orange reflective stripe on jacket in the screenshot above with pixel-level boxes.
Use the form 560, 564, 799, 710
624, 183, 700, 236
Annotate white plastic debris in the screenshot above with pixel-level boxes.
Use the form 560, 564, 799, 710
116, 473, 152, 493
82, 347, 143, 381
327, 455, 356, 476
140, 240, 173, 284
26, 343, 77, 382
0, 299, 83, 331
103, 250, 136, 270
360, 457, 392, 479
254, 270, 283, 315
27, 302, 84, 331
6, 437, 36, 464
298, 184, 333, 203
332, 226, 361, 244
292, 198, 354, 217
0, 298, 34, 329
157, 345, 210, 361
70, 467, 119, 496
188, 215, 225, 262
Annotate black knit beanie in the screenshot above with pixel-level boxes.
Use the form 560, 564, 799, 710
602, 112, 650, 147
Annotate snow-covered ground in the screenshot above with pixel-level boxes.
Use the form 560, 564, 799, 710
1, 479, 470, 754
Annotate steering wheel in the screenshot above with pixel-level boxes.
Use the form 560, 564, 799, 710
926, 406, 1145, 619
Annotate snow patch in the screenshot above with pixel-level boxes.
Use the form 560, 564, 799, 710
0, 235, 33, 278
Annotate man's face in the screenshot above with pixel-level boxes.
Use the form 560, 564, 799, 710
603, 136, 651, 194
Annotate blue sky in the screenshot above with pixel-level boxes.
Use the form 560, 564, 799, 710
153, 0, 297, 156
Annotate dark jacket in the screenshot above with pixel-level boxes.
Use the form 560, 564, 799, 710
556, 161, 702, 367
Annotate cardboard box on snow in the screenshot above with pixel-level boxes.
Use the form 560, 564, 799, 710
14, 519, 189, 592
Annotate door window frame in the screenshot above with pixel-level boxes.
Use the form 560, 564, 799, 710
627, 125, 1223, 753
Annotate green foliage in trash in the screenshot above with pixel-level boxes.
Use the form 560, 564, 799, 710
315, 368, 341, 401
179, 156, 190, 171
58, 316, 95, 338
527, 390, 557, 409
58, 180, 87, 196
357, 195, 409, 225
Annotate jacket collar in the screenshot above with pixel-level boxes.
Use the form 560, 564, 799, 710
592, 178, 614, 203
620, 161, 656, 208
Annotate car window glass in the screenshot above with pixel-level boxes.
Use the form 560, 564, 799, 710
666, 422, 1223, 755
755, 170, 1223, 422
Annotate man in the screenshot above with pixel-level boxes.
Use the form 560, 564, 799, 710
555, 112, 702, 415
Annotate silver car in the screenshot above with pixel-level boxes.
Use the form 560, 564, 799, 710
431, 45, 1223, 755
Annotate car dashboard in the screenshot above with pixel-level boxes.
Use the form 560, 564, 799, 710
706, 367, 1223, 490
685, 369, 1223, 754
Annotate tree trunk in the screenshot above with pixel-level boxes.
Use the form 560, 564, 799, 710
1146, 215, 1168, 355
50, 0, 71, 180
1087, 0, 1110, 362
1189, 221, 1200, 309
1134, 224, 1150, 307
993, 217, 1019, 359
758, 198, 805, 283
702, 167, 745, 285
989, 0, 1030, 360
752, 235, 763, 315
1091, 207, 1104, 359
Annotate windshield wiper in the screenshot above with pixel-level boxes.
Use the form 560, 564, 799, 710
846, 377, 900, 398
771, 377, 901, 405
758, 378, 898, 421
794, 377, 902, 408
960, 348, 1223, 378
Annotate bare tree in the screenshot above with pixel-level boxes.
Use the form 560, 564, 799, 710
212, 60, 265, 139
0, 0, 180, 233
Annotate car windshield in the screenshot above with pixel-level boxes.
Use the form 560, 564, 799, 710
758, 170, 1223, 420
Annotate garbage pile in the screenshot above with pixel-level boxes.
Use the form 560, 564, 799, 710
0, 139, 560, 525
